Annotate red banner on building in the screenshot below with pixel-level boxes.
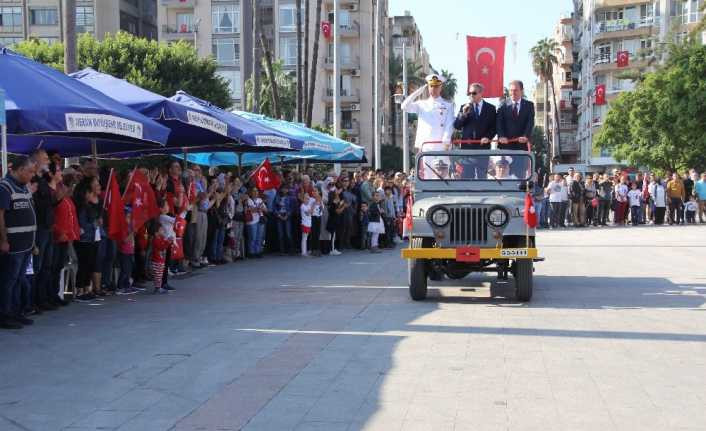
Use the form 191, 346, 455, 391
321, 21, 331, 39
595, 84, 606, 105
466, 36, 506, 98
617, 50, 629, 67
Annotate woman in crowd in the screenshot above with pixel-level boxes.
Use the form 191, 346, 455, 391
245, 187, 267, 258
649, 176, 667, 225
73, 177, 102, 302
584, 175, 597, 227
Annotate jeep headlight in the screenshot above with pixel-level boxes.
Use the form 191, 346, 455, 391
431, 207, 450, 227
486, 206, 509, 228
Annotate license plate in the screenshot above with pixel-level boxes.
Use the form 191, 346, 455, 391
456, 247, 480, 262
500, 248, 528, 257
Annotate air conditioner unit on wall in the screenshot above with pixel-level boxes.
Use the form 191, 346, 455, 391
350, 137, 359, 144
348, 4, 359, 12
350, 103, 361, 111
351, 69, 360, 77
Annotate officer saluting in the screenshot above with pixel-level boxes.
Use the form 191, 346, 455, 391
401, 73, 456, 153
401, 73, 455, 179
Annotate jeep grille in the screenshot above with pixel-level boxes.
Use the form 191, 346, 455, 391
449, 207, 488, 244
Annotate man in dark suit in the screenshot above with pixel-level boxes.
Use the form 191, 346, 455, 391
453, 83, 496, 179
496, 80, 535, 151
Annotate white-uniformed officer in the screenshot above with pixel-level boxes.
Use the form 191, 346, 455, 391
401, 74, 455, 179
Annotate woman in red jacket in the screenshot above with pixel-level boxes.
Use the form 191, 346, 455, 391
51, 166, 80, 304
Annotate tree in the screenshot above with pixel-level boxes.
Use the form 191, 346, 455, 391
303, 0, 310, 116
595, 41, 706, 171
14, 32, 231, 108
381, 144, 413, 172
388, 55, 425, 147
530, 38, 560, 164
439, 69, 457, 101
244, 59, 296, 121
306, 0, 323, 127
260, 30, 281, 119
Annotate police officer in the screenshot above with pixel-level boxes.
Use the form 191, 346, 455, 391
401, 73, 455, 179
0, 157, 38, 329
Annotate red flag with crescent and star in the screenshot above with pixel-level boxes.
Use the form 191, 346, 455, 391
322, 21, 332, 39
122, 169, 160, 232
466, 36, 506, 98
617, 50, 629, 68
523, 193, 537, 228
252, 158, 281, 191
595, 84, 606, 105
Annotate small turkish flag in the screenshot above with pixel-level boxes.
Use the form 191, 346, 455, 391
402, 194, 414, 238
105, 169, 128, 242
617, 50, 629, 67
321, 21, 332, 39
466, 36, 505, 98
524, 193, 537, 228
123, 169, 160, 231
595, 84, 606, 105
252, 158, 281, 191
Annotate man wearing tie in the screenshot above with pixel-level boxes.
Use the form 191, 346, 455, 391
454, 82, 496, 178
496, 80, 535, 151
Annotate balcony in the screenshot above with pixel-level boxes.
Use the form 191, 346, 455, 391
323, 88, 360, 103
323, 55, 360, 70
593, 53, 647, 72
161, 24, 197, 40
593, 17, 656, 41
594, 0, 653, 8
161, 0, 197, 7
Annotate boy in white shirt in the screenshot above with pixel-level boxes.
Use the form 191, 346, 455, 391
300, 192, 314, 257
627, 182, 642, 226
684, 197, 698, 224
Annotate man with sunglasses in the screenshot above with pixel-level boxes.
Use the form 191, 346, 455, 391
454, 83, 496, 179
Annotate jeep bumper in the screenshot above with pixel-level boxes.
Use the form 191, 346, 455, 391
401, 247, 540, 261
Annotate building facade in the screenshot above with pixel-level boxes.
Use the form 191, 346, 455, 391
551, 13, 580, 164
0, 0, 157, 47
572, 0, 703, 170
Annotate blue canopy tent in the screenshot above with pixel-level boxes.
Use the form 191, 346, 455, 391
1, 48, 170, 157
71, 68, 241, 154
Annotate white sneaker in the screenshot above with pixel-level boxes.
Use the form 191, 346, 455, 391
301, 252, 310, 257
330, 249, 342, 256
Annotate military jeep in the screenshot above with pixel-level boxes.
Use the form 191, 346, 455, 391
401, 149, 540, 302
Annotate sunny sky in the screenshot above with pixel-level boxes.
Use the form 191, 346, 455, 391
388, 0, 574, 107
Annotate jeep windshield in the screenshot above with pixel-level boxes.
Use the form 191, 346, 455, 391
418, 154, 532, 181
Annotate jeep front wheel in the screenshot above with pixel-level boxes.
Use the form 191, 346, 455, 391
408, 258, 428, 300
515, 259, 533, 302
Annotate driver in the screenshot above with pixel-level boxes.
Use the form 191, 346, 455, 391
432, 158, 453, 179
489, 156, 518, 180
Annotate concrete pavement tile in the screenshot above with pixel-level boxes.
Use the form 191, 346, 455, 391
400, 419, 455, 431
69, 410, 140, 430
106, 388, 167, 412
117, 394, 200, 431
294, 421, 350, 431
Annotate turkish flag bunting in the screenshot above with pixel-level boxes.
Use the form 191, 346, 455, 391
105, 169, 128, 241
123, 169, 160, 232
617, 50, 629, 67
524, 193, 537, 228
595, 84, 606, 105
321, 21, 332, 39
466, 36, 505, 98
252, 158, 281, 191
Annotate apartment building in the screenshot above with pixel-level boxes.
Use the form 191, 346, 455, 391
572, 0, 703, 170
0, 0, 157, 47
389, 11, 431, 150
550, 13, 580, 164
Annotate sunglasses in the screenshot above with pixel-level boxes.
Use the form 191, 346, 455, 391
469, 92, 477, 96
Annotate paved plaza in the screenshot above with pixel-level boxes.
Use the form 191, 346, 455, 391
1, 225, 705, 431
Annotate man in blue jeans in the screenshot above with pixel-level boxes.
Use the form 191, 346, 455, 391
0, 157, 38, 329
274, 185, 293, 254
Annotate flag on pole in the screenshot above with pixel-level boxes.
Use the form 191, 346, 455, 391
250, 158, 281, 191
466, 36, 506, 97
123, 169, 160, 231
595, 84, 606, 105
105, 169, 128, 241
523, 193, 537, 228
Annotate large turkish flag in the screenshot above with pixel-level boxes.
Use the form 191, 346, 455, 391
466, 36, 506, 98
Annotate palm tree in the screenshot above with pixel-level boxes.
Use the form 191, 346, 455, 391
388, 55, 425, 146
306, 0, 323, 127
295, 0, 302, 122
439, 69, 457, 101
530, 37, 560, 165
260, 30, 281, 118
303, 0, 310, 116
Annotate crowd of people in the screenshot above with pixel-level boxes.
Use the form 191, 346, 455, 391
0, 149, 412, 330
536, 167, 706, 228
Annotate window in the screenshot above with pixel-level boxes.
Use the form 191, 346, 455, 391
0, 7, 22, 32
212, 4, 240, 33
596, 44, 611, 63
640, 38, 653, 49
76, 6, 94, 33
279, 36, 297, 66
342, 111, 353, 129
176, 13, 194, 32
0, 36, 22, 46
279, 5, 296, 32
216, 70, 241, 99
689, 0, 700, 23
30, 8, 58, 26
212, 38, 240, 66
